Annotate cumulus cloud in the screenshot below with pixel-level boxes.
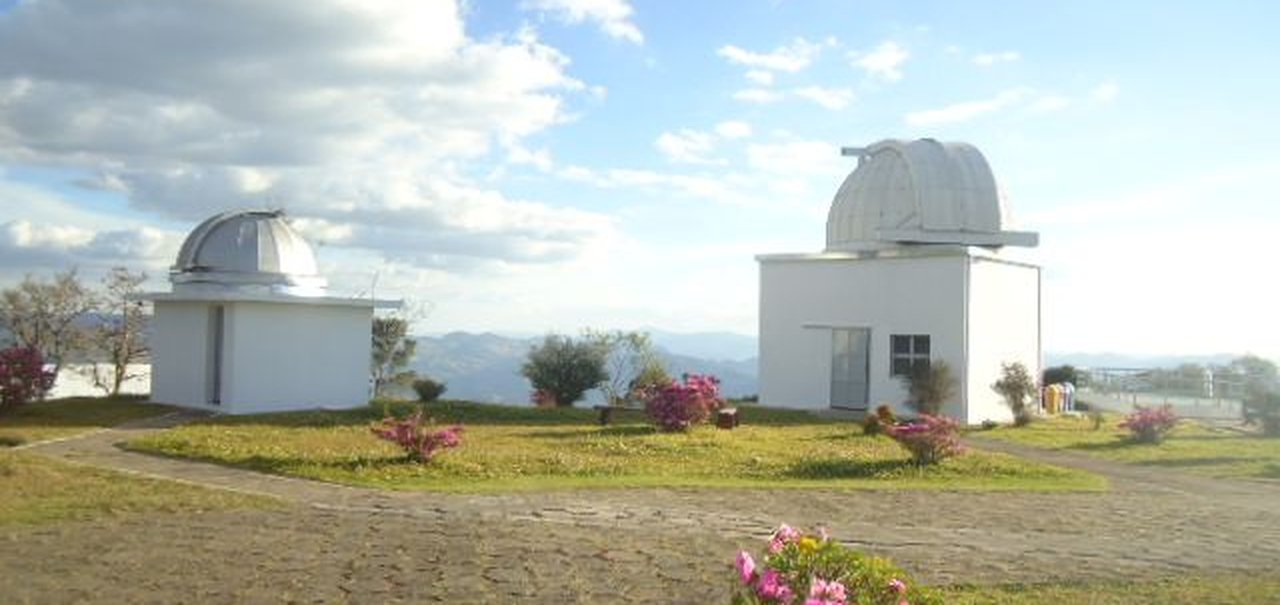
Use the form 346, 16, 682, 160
972, 51, 1021, 66
717, 38, 827, 73
793, 86, 855, 110
851, 41, 909, 81
714, 121, 753, 139
0, 220, 181, 271
0, 0, 613, 273
904, 88, 1032, 126
733, 88, 786, 104
654, 129, 721, 165
522, 0, 644, 44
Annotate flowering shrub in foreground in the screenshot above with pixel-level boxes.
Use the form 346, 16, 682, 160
370, 411, 463, 463
732, 524, 941, 605
884, 415, 964, 465
643, 373, 724, 431
0, 346, 55, 412
1119, 405, 1178, 444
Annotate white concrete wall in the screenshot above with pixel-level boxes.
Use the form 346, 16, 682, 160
965, 257, 1041, 424
221, 301, 372, 414
758, 255, 967, 417
150, 301, 213, 408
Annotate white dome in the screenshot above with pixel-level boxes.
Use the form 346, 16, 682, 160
171, 210, 327, 295
825, 138, 1037, 250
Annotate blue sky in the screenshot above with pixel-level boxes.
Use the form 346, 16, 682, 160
0, 0, 1276, 358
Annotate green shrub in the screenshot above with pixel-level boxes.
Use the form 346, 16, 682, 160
732, 523, 941, 605
861, 404, 896, 436
1243, 391, 1280, 437
993, 362, 1038, 427
521, 334, 608, 407
902, 361, 956, 416
411, 377, 447, 403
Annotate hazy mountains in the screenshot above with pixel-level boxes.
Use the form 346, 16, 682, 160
410, 331, 758, 404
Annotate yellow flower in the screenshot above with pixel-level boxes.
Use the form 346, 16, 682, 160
798, 537, 819, 554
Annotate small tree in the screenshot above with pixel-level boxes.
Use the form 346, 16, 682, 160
411, 377, 447, 403
1243, 391, 1280, 437
521, 334, 607, 407
371, 316, 417, 397
901, 360, 956, 416
0, 270, 96, 387
993, 362, 1039, 426
88, 267, 149, 397
585, 329, 665, 406
0, 346, 55, 412
1042, 364, 1082, 387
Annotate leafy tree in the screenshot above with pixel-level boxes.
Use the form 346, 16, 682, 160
411, 377, 447, 403
87, 267, 149, 397
371, 316, 417, 397
993, 362, 1039, 426
0, 346, 55, 413
584, 329, 666, 406
521, 334, 607, 407
1230, 354, 1279, 400
901, 360, 956, 416
0, 270, 95, 387
1042, 364, 1082, 387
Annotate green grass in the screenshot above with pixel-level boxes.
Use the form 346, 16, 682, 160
0, 450, 280, 526
981, 413, 1280, 480
943, 574, 1280, 604
0, 396, 176, 446
128, 400, 1104, 492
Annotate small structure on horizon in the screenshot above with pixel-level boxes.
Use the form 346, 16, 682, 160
757, 138, 1041, 424
144, 210, 397, 414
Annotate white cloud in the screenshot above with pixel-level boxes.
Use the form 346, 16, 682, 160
523, 0, 643, 44
0, 0, 613, 273
746, 140, 844, 177
1091, 81, 1120, 103
904, 88, 1032, 126
654, 129, 720, 165
1028, 95, 1072, 113
745, 70, 775, 86
851, 41, 909, 81
717, 37, 825, 73
793, 86, 855, 110
972, 51, 1021, 66
714, 121, 753, 139
733, 88, 785, 104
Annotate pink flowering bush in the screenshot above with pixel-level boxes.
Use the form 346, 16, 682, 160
731, 524, 941, 605
643, 373, 724, 432
0, 346, 55, 412
1119, 404, 1178, 444
884, 415, 964, 465
370, 411, 463, 463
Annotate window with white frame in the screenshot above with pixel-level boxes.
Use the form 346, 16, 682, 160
890, 334, 930, 377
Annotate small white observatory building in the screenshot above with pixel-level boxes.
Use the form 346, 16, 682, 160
146, 210, 395, 414
757, 139, 1040, 424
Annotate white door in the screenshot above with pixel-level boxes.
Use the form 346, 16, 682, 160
831, 328, 870, 410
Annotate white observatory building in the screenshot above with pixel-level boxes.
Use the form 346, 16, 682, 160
757, 139, 1040, 424
146, 210, 395, 414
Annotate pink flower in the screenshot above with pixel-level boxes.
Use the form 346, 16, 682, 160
756, 569, 794, 603
806, 578, 847, 605
888, 578, 907, 594
736, 550, 756, 585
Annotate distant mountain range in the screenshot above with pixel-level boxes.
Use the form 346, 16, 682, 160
409, 331, 759, 404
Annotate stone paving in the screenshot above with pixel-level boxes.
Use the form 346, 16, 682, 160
3, 414, 1280, 603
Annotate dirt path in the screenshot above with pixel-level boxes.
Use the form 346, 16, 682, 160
4, 416, 1280, 603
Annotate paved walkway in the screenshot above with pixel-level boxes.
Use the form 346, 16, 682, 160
4, 415, 1280, 603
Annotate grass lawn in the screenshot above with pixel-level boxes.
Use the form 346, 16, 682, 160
944, 574, 1280, 604
0, 396, 176, 446
128, 401, 1104, 492
0, 450, 280, 526
981, 413, 1280, 480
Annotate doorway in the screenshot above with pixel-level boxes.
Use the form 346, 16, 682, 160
831, 328, 870, 410
206, 305, 224, 405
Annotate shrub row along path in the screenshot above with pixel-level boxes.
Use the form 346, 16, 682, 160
6, 413, 1280, 603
